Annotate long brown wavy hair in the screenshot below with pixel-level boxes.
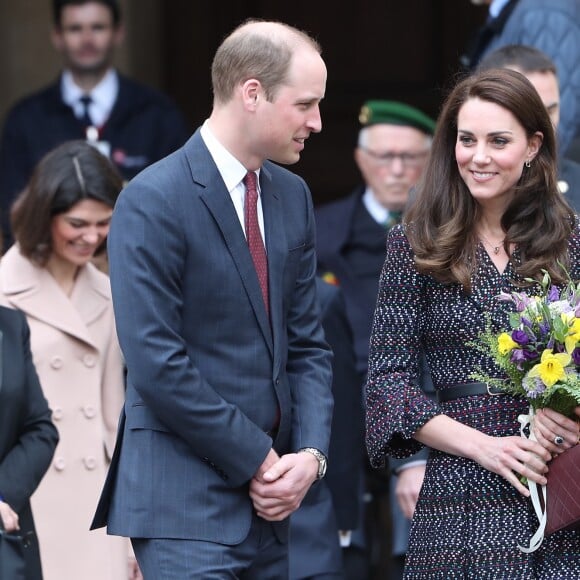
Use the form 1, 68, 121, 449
405, 68, 573, 293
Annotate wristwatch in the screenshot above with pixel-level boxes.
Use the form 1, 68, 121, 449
298, 447, 327, 480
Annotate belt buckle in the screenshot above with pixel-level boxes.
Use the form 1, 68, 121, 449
486, 383, 502, 396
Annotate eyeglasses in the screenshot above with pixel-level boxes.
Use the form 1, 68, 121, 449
360, 148, 428, 168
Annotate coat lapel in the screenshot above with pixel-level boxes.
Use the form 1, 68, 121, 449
0, 247, 108, 350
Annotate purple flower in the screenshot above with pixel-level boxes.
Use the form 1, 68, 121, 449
538, 322, 550, 338
573, 348, 580, 366
511, 330, 529, 345
547, 286, 560, 302
523, 350, 539, 361
510, 349, 528, 370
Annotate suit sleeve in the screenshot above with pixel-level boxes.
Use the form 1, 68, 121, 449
286, 187, 334, 456
0, 314, 59, 513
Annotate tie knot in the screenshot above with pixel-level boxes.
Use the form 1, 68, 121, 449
80, 95, 92, 105
244, 171, 258, 193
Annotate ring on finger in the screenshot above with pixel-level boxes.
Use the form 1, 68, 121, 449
554, 435, 564, 446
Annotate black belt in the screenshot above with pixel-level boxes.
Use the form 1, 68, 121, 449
437, 382, 505, 403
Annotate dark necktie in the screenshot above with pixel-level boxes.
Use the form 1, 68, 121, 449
79, 95, 93, 127
383, 210, 403, 230
244, 171, 269, 316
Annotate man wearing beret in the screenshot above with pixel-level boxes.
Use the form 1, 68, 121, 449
315, 100, 435, 579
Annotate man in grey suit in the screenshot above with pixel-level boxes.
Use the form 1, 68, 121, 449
91, 19, 333, 579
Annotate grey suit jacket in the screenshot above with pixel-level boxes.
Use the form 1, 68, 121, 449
92, 129, 333, 545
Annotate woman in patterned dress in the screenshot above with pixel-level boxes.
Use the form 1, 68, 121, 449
365, 68, 580, 579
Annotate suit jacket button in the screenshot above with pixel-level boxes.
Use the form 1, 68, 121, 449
83, 456, 97, 470
54, 457, 66, 471
50, 356, 63, 369
275, 378, 280, 385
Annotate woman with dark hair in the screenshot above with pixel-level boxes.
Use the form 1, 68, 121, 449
365, 68, 580, 578
0, 140, 138, 579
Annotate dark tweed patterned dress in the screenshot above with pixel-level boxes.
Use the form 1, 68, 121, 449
365, 223, 580, 579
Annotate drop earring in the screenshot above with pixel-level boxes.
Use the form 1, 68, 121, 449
525, 159, 531, 168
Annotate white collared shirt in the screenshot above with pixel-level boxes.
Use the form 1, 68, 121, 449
200, 120, 265, 242
362, 187, 400, 227
61, 68, 119, 128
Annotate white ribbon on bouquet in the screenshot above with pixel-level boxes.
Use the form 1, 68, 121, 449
517, 406, 547, 553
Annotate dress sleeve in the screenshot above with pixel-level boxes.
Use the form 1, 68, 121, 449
365, 225, 440, 467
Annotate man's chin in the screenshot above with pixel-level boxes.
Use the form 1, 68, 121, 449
376, 190, 410, 207
68, 59, 112, 77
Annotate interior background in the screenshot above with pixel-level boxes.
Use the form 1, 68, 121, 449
0, 0, 487, 204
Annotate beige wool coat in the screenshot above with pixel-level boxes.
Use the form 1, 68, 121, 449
0, 245, 128, 580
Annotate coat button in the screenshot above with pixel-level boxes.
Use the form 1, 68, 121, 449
83, 405, 96, 419
54, 457, 66, 471
50, 356, 63, 369
83, 456, 97, 470
52, 407, 64, 421
83, 354, 96, 367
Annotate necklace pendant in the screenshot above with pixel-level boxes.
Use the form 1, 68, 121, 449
493, 246, 500, 254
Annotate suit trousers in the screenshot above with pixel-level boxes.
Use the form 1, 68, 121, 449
131, 513, 287, 579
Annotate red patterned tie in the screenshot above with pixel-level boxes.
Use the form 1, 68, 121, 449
244, 171, 269, 316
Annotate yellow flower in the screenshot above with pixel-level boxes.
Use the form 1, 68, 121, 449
528, 349, 571, 387
564, 314, 580, 354
497, 332, 518, 355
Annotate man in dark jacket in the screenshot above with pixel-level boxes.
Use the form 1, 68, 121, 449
0, 0, 189, 250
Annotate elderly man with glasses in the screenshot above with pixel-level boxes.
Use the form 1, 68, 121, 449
315, 100, 435, 580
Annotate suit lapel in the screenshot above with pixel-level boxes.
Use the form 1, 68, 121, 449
260, 166, 284, 358
187, 134, 273, 354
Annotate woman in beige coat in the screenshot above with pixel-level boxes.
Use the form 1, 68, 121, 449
0, 141, 139, 580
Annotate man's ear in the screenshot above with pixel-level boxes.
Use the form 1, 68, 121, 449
242, 79, 261, 110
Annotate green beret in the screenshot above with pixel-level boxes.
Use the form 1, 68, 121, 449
358, 100, 436, 135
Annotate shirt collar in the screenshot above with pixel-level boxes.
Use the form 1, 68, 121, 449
489, 0, 512, 19
200, 120, 260, 193
61, 69, 119, 126
362, 187, 391, 224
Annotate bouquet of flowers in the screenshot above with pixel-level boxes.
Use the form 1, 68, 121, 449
472, 270, 580, 552
473, 270, 580, 417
